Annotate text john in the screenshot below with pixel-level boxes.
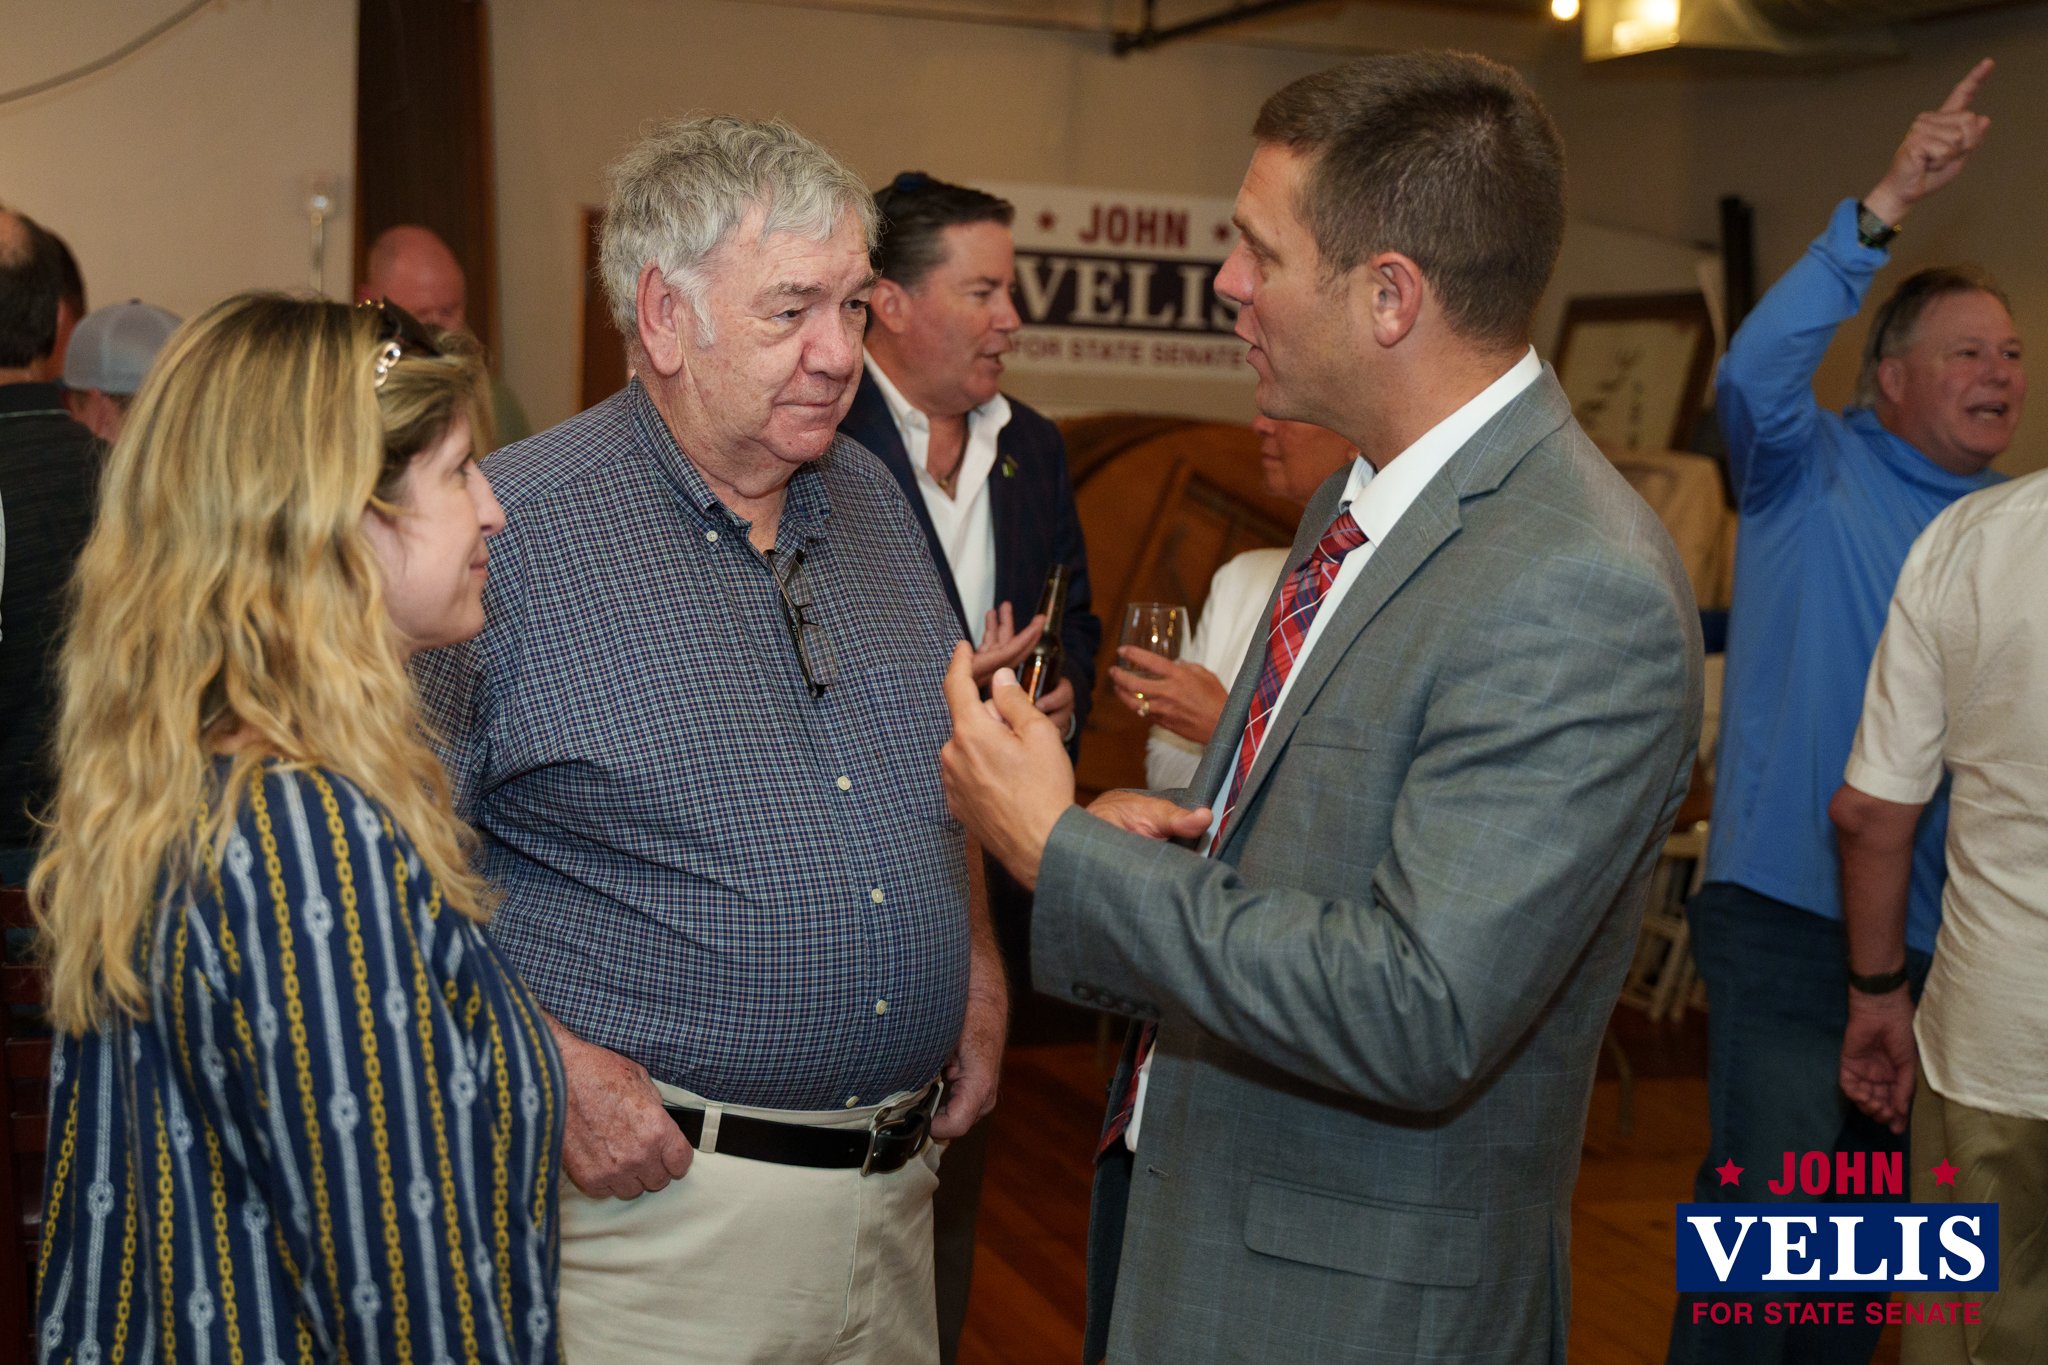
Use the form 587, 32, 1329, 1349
1768, 1151, 1903, 1196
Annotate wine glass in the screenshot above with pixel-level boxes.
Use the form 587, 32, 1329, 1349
1119, 603, 1188, 694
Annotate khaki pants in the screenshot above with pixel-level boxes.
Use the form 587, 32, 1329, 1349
1904, 1083, 2048, 1365
558, 1080, 944, 1365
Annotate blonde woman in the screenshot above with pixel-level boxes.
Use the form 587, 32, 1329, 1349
29, 295, 563, 1363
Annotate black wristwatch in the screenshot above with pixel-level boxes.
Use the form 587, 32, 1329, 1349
1848, 965, 1909, 995
1855, 201, 1899, 250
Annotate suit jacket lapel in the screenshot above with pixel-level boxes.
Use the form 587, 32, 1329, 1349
987, 421, 1019, 612
1216, 479, 1460, 854
843, 370, 973, 640
1210, 368, 1576, 859
1183, 486, 1327, 808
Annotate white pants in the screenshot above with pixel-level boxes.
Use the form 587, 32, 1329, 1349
557, 1080, 944, 1365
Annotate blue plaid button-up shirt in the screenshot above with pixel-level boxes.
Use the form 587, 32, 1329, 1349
414, 381, 970, 1110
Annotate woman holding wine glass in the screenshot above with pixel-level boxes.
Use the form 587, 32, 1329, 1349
1110, 416, 1357, 789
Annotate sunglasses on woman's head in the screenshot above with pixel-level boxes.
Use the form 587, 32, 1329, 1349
358, 298, 443, 390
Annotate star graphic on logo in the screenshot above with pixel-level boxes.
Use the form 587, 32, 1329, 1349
1213, 221, 1232, 243
1932, 1159, 1959, 1187
1714, 1158, 1744, 1187
1037, 209, 1057, 232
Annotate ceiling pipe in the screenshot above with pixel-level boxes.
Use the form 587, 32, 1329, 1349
1113, 0, 1324, 54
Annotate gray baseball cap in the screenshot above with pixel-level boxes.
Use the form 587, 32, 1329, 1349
63, 300, 181, 395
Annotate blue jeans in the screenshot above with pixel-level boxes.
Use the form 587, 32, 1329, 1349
1665, 882, 1932, 1365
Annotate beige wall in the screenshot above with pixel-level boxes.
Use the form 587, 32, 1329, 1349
490, 0, 1347, 427
494, 1, 2044, 474
0, 0, 357, 319
5, 2, 2040, 474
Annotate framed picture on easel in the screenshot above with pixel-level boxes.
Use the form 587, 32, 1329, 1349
1553, 292, 1716, 453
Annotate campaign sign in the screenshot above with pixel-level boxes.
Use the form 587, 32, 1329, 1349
1676, 1204, 1998, 1293
979, 180, 1254, 381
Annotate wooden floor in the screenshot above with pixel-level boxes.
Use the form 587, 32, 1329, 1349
958, 1016, 1902, 1365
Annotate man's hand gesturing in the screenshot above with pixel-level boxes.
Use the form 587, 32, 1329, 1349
1864, 58, 1993, 227
940, 644, 1074, 890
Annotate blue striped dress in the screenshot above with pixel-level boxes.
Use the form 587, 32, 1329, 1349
35, 763, 565, 1365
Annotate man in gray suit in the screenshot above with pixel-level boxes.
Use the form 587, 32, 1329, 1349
941, 52, 1703, 1364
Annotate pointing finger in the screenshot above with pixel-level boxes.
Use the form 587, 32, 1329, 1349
1939, 57, 1993, 114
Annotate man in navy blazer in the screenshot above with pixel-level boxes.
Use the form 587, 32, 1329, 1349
840, 174, 1098, 745
837, 172, 1100, 1364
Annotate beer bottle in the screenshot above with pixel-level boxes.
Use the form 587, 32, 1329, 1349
1015, 564, 1069, 702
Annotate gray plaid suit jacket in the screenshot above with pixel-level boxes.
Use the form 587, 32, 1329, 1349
1033, 368, 1704, 1364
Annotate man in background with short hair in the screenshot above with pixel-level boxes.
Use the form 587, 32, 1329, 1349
360, 222, 531, 442
61, 299, 179, 441
0, 209, 100, 884
1670, 61, 2021, 1365
838, 170, 1099, 1365
27, 225, 84, 385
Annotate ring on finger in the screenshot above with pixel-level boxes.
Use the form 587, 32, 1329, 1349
1138, 699, 1150, 718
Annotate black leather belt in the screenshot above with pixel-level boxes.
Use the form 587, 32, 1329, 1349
664, 1080, 945, 1176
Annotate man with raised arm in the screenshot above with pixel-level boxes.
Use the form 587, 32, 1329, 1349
1669, 60, 2021, 1365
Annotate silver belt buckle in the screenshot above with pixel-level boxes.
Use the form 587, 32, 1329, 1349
861, 1077, 945, 1176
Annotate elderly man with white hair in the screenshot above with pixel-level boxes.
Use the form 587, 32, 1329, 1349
414, 116, 1004, 1365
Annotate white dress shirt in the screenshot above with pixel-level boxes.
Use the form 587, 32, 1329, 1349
1130, 345, 1542, 1150
863, 355, 1010, 644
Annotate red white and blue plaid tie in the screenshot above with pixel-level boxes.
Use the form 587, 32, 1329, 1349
1209, 507, 1369, 852
1099, 506, 1369, 1156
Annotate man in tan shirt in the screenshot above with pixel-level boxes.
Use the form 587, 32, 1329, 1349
1833, 466, 2047, 1364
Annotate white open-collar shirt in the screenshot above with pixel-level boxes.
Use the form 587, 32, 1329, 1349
863, 354, 1012, 645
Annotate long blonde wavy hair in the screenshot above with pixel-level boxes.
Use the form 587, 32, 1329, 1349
31, 293, 498, 1034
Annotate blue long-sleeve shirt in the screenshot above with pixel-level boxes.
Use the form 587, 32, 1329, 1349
1706, 198, 2002, 951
